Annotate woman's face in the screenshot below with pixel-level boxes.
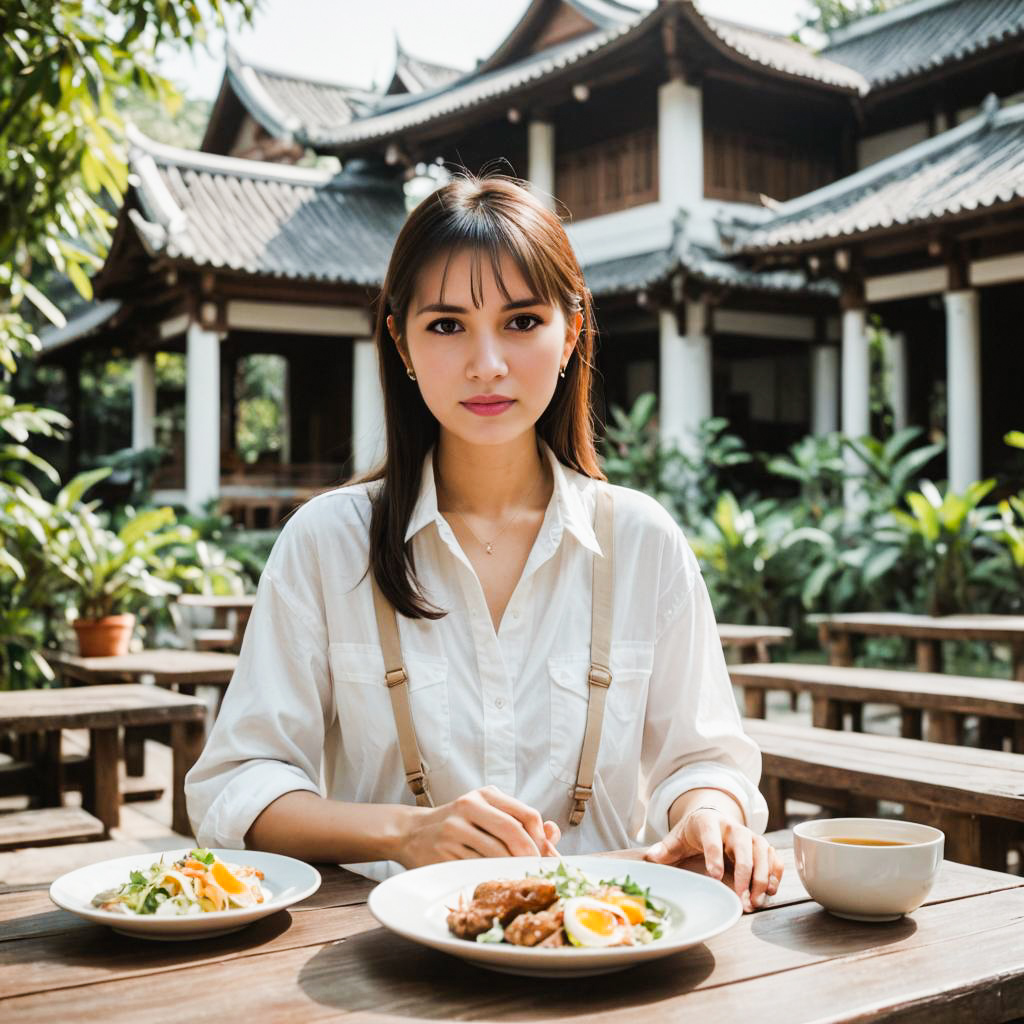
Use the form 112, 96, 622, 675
388, 247, 581, 449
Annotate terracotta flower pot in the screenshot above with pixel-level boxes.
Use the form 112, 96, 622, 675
73, 613, 136, 657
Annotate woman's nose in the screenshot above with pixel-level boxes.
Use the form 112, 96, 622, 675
466, 331, 507, 379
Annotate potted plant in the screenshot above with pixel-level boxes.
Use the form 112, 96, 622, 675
57, 491, 186, 657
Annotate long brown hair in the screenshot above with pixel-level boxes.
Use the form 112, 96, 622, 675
356, 172, 605, 619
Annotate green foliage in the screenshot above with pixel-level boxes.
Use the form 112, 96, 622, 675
689, 493, 808, 627
889, 479, 1000, 616
799, 0, 893, 34
601, 395, 751, 528
1, 0, 255, 349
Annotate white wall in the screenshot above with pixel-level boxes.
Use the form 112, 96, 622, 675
857, 122, 930, 169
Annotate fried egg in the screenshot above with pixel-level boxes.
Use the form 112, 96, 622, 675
562, 897, 633, 948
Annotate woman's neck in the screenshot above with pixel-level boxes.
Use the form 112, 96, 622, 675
434, 429, 552, 520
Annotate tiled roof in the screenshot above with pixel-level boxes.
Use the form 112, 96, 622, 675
391, 40, 465, 93
225, 45, 381, 144
738, 97, 1024, 251
702, 17, 867, 93
822, 0, 1024, 88
38, 300, 122, 354
262, 3, 874, 150
584, 241, 838, 297
123, 128, 406, 286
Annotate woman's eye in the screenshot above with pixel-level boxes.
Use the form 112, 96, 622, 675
508, 314, 542, 331
427, 318, 462, 335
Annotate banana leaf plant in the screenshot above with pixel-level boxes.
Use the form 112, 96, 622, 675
889, 478, 1002, 616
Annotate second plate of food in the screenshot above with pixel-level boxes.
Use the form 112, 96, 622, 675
367, 854, 741, 977
49, 847, 321, 940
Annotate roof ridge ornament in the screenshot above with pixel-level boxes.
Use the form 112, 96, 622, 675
982, 92, 1001, 124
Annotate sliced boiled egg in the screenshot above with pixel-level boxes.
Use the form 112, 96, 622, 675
601, 890, 646, 925
563, 897, 633, 948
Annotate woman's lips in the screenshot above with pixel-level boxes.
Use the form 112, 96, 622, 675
462, 399, 515, 417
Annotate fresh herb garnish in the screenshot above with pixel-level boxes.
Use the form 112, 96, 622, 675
190, 848, 215, 866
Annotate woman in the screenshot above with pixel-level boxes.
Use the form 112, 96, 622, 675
185, 174, 783, 913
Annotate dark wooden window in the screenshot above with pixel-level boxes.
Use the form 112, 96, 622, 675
556, 127, 658, 221
703, 129, 837, 204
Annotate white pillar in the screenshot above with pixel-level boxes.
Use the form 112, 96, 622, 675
527, 120, 555, 210
944, 289, 982, 491
841, 307, 870, 440
131, 353, 156, 450
887, 330, 909, 432
352, 338, 386, 473
659, 301, 711, 456
186, 323, 221, 513
658, 76, 703, 215
810, 345, 839, 435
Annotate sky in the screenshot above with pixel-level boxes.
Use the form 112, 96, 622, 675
159, 0, 813, 101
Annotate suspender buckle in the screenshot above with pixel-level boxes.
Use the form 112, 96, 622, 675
588, 665, 612, 688
572, 784, 593, 802
405, 766, 428, 795
385, 668, 409, 688
569, 785, 592, 827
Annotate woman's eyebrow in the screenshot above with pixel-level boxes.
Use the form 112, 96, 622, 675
416, 296, 545, 315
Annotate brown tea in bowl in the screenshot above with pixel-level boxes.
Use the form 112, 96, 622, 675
826, 838, 911, 847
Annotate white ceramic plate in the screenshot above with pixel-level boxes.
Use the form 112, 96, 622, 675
368, 855, 742, 977
49, 848, 321, 941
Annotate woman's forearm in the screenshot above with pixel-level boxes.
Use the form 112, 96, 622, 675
245, 790, 430, 866
668, 787, 746, 832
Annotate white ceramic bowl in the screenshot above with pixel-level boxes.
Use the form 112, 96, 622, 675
794, 818, 944, 922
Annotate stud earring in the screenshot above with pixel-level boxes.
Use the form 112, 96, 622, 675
406, 367, 417, 381
559, 365, 566, 379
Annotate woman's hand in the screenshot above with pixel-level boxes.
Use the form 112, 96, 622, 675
644, 808, 783, 913
398, 785, 561, 869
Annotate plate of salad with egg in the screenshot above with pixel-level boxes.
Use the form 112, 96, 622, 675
368, 855, 741, 977
49, 848, 321, 940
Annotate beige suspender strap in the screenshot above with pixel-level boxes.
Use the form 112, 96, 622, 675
370, 575, 434, 808
569, 485, 615, 827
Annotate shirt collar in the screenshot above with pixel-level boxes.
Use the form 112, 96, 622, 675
403, 439, 603, 557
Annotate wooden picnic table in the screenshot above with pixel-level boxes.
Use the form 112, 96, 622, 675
717, 623, 792, 663
814, 612, 1024, 680
3, 831, 1024, 1021
176, 594, 256, 651
0, 685, 205, 838
44, 650, 238, 775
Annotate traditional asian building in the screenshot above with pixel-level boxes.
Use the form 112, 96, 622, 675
40, 0, 1024, 520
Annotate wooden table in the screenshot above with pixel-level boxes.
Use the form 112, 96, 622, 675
0, 685, 205, 836
44, 650, 238, 773
3, 832, 1024, 1021
718, 623, 792, 663
814, 612, 1024, 680
176, 594, 256, 652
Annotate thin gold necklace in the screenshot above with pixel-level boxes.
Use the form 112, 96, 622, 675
441, 469, 548, 555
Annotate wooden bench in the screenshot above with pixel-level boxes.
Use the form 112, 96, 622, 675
745, 718, 1024, 870
0, 807, 105, 851
732, 662, 1024, 750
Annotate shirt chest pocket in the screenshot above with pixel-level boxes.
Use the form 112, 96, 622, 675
328, 642, 451, 773
547, 640, 654, 785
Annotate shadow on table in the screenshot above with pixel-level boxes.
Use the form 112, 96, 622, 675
298, 927, 716, 1020
750, 902, 917, 955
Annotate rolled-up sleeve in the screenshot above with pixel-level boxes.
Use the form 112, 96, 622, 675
640, 532, 769, 843
185, 518, 335, 848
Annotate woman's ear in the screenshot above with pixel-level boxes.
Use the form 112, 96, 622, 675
563, 310, 583, 364
386, 314, 400, 344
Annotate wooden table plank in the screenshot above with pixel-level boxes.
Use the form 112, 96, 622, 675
813, 613, 1024, 643
45, 651, 238, 687
5, 884, 1024, 1022
746, 719, 1024, 821
0, 685, 207, 731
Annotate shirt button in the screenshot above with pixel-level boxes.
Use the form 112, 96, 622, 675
494, 697, 505, 709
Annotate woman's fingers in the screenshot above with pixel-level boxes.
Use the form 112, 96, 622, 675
727, 826, 754, 910
768, 847, 785, 895
696, 814, 725, 879
543, 819, 561, 855
476, 786, 549, 853
748, 835, 773, 907
457, 790, 541, 857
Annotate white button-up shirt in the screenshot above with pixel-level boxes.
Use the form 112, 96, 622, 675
186, 440, 769, 880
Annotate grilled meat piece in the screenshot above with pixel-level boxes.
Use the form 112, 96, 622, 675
504, 906, 565, 947
447, 877, 558, 940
